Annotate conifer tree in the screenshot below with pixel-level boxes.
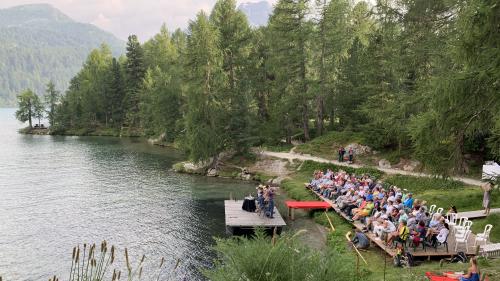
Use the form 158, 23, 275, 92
184, 12, 226, 166
124, 35, 145, 127
44, 81, 59, 127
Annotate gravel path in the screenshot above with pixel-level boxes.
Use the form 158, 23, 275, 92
259, 150, 484, 186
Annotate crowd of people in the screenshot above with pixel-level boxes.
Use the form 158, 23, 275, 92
305, 169, 453, 250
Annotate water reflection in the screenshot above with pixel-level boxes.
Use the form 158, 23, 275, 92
0, 108, 256, 280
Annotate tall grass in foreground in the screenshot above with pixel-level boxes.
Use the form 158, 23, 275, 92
205, 229, 367, 281
48, 241, 180, 281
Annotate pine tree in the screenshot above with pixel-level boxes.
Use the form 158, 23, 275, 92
184, 11, 226, 166
210, 0, 253, 153
44, 80, 59, 127
268, 0, 313, 142
108, 57, 125, 127
124, 35, 145, 128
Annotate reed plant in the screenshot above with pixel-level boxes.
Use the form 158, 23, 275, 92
47, 241, 181, 281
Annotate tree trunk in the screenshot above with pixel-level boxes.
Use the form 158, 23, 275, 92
454, 131, 468, 175
302, 103, 310, 141
316, 95, 324, 137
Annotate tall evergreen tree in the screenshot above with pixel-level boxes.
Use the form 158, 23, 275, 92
184, 12, 226, 166
268, 0, 312, 142
44, 80, 59, 127
124, 35, 145, 127
210, 0, 253, 153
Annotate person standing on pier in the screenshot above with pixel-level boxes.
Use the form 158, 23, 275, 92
482, 181, 492, 215
266, 186, 276, 219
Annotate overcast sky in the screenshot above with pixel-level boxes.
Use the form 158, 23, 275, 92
0, 0, 277, 41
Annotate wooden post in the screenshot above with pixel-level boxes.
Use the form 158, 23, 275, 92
324, 211, 335, 231
292, 208, 295, 220
356, 254, 360, 277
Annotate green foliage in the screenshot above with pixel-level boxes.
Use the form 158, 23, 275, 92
205, 230, 365, 281
44, 81, 59, 127
15, 89, 41, 128
295, 131, 365, 158
47, 0, 499, 176
0, 4, 123, 107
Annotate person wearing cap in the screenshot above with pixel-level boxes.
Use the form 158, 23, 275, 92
403, 193, 414, 209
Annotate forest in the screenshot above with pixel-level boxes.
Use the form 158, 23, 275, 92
30, 0, 499, 176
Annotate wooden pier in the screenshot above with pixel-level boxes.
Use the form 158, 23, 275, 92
311, 191, 478, 258
224, 200, 286, 235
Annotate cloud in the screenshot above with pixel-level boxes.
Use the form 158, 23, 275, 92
0, 0, 275, 41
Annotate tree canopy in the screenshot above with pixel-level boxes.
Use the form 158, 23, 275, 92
33, 0, 500, 175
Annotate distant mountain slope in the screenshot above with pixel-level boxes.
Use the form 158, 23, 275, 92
238, 1, 273, 27
0, 4, 124, 106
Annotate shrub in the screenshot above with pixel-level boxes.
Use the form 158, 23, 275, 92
205, 230, 367, 281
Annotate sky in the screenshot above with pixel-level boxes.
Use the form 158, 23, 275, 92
0, 0, 276, 41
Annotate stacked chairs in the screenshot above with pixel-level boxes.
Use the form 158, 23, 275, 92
455, 230, 472, 252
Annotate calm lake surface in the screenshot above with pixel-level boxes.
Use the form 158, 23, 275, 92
0, 108, 256, 280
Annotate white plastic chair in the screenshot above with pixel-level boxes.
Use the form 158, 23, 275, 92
455, 230, 471, 252
453, 217, 468, 234
474, 224, 493, 247
447, 213, 458, 227
429, 205, 436, 214
456, 220, 473, 239
436, 207, 444, 215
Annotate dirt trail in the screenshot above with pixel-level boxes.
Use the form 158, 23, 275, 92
259, 150, 484, 186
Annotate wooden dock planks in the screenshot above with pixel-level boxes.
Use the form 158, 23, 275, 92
225, 200, 286, 228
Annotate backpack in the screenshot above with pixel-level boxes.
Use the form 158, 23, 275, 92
450, 252, 468, 263
404, 252, 415, 267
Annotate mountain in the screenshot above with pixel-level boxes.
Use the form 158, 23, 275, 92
0, 4, 124, 106
238, 1, 273, 27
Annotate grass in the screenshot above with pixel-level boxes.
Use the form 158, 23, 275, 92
384, 175, 500, 211
295, 131, 365, 160
471, 214, 500, 243
261, 143, 294, 152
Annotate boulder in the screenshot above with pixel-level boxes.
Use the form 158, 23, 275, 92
173, 161, 209, 174
403, 160, 421, 172
378, 159, 392, 169
346, 143, 372, 155
207, 168, 218, 177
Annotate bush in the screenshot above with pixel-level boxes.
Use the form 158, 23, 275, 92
205, 230, 366, 281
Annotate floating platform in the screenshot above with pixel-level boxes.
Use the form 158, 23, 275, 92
224, 200, 286, 235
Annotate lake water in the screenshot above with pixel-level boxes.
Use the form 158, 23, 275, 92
0, 108, 256, 280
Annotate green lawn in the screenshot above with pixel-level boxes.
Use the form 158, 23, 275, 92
471, 214, 500, 243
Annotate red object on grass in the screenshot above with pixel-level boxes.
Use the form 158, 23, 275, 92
425, 272, 460, 281
285, 201, 331, 209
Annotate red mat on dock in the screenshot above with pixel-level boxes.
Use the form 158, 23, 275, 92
285, 201, 331, 209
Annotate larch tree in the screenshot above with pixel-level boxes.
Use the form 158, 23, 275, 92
268, 0, 312, 142
184, 12, 226, 166
210, 0, 253, 153
44, 80, 59, 127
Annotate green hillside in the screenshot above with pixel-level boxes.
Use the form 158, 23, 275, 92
0, 4, 124, 106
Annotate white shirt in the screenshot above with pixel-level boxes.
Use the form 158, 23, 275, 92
437, 228, 449, 243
